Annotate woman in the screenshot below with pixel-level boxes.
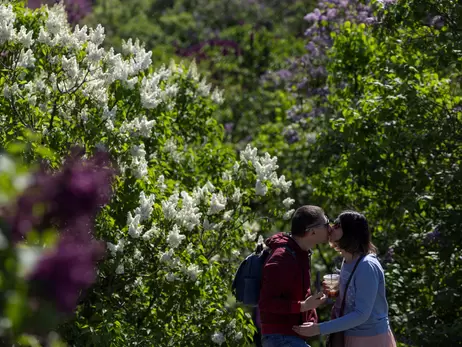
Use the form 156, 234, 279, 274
292, 211, 396, 347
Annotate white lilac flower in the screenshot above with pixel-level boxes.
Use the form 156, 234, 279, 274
3, 83, 19, 99
211, 88, 224, 104
163, 138, 177, 153
45, 4, 68, 36
184, 264, 202, 281
166, 225, 186, 249
130, 144, 146, 159
61, 56, 79, 79
210, 254, 220, 262
202, 218, 214, 231
255, 152, 279, 181
139, 67, 171, 109
165, 273, 177, 282
89, 24, 105, 46
157, 174, 167, 192
0, 229, 7, 251
234, 332, 243, 340
107, 239, 125, 256
231, 187, 242, 203
231, 249, 240, 258
142, 224, 160, 240
232, 161, 240, 173
121, 38, 137, 55
197, 79, 211, 96
242, 229, 256, 242
122, 38, 152, 73
86, 41, 105, 62
103, 104, 117, 120
283, 197, 295, 209
18, 49, 36, 68
130, 155, 149, 180
73, 24, 89, 43
162, 197, 177, 220
134, 248, 143, 261
135, 191, 155, 222
134, 277, 143, 287
208, 192, 227, 215
283, 209, 295, 220
82, 79, 108, 106
13, 174, 31, 192
222, 171, 232, 181
211, 332, 225, 346
0, 154, 15, 174
187, 60, 199, 81
125, 77, 138, 89
274, 175, 292, 193
240, 144, 258, 165
223, 210, 234, 221
204, 181, 216, 193
120, 115, 156, 137
192, 181, 215, 204
127, 212, 143, 238
165, 83, 179, 98
186, 243, 195, 255
37, 27, 51, 44
159, 248, 174, 264
0, 4, 16, 44
16, 26, 34, 48
177, 191, 202, 231
255, 180, 268, 196
115, 264, 125, 275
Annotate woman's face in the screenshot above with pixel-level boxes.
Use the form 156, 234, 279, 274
329, 221, 343, 242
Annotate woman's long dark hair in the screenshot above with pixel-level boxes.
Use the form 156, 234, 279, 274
334, 211, 377, 255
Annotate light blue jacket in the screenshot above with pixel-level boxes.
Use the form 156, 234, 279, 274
319, 254, 390, 337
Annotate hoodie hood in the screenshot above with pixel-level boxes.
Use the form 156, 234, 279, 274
265, 232, 305, 254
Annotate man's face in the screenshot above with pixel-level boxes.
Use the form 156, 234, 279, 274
306, 215, 331, 244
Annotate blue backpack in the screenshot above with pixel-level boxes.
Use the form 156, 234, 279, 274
231, 244, 296, 306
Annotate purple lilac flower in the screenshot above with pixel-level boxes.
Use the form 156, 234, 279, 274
7, 151, 114, 241
224, 122, 234, 134
327, 8, 338, 19
27, 0, 93, 24
384, 246, 394, 263
280, 0, 375, 128
277, 69, 293, 80
304, 8, 321, 22
8, 151, 116, 313
28, 231, 105, 312
426, 226, 441, 242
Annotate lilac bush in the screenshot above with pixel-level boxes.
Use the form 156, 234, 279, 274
264, 0, 375, 142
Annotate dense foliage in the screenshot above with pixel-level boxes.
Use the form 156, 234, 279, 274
1, 0, 461, 346
257, 1, 462, 346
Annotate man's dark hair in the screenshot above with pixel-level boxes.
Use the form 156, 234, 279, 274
291, 205, 325, 236
335, 211, 377, 255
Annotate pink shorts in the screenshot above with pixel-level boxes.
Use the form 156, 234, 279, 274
345, 329, 397, 347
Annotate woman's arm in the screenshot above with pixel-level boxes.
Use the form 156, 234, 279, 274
318, 261, 380, 335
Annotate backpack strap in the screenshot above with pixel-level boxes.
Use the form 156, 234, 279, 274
281, 245, 296, 259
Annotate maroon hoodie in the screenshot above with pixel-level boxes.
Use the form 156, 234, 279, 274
258, 232, 318, 336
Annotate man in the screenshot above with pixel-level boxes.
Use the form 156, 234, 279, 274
258, 205, 331, 347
